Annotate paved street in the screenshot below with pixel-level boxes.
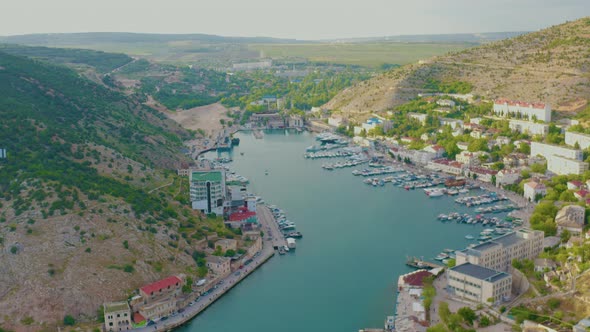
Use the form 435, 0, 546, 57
135, 215, 277, 332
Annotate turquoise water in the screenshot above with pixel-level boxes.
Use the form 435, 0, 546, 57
180, 130, 492, 331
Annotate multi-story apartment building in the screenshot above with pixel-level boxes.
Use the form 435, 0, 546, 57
447, 263, 512, 304
547, 154, 589, 175
493, 99, 551, 123
190, 170, 226, 215
509, 119, 549, 136
531, 142, 583, 161
455, 229, 544, 272
565, 131, 590, 150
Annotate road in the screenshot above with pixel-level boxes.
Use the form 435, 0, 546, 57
134, 207, 279, 332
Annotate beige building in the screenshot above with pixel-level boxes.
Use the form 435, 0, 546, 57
456, 151, 484, 167
555, 205, 585, 235
206, 256, 231, 277
524, 181, 546, 202
132, 276, 183, 321
456, 229, 544, 272
448, 263, 512, 304
215, 239, 238, 252
245, 234, 263, 258
104, 301, 132, 332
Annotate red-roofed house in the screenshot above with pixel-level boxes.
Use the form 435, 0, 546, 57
575, 190, 589, 200
226, 206, 258, 229
524, 181, 546, 202
467, 167, 498, 183
423, 145, 446, 158
568, 180, 584, 191
133, 312, 146, 325
132, 276, 183, 321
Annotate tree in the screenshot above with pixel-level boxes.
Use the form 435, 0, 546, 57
560, 229, 571, 243
63, 315, 76, 326
458, 307, 477, 325
197, 265, 208, 277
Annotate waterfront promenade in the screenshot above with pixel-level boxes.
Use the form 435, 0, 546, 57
258, 205, 287, 249
135, 206, 278, 332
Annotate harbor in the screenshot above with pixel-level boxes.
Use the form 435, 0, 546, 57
179, 130, 531, 332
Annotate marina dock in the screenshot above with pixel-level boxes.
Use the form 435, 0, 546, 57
258, 205, 287, 249
405, 257, 444, 270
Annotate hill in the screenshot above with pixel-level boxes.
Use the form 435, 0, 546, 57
0, 51, 225, 331
325, 17, 590, 114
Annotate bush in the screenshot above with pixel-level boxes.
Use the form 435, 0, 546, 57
63, 315, 75, 326
123, 264, 134, 273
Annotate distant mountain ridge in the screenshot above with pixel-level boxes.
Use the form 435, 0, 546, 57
324, 17, 590, 115
327, 31, 528, 44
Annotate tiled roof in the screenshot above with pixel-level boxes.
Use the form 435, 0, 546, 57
140, 276, 182, 295
494, 98, 546, 110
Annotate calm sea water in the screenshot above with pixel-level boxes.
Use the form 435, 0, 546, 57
180, 130, 492, 332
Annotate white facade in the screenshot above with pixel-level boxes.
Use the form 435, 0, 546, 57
408, 112, 427, 125
509, 120, 549, 136
531, 142, 583, 161
524, 181, 546, 202
447, 263, 512, 304
555, 205, 585, 235
440, 118, 463, 129
493, 99, 551, 123
456, 151, 484, 167
547, 154, 589, 175
456, 229, 544, 272
496, 169, 520, 187
190, 170, 226, 215
328, 116, 344, 127
565, 131, 590, 150
437, 99, 456, 107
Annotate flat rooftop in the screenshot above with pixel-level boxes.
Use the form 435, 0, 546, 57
451, 263, 510, 282
104, 301, 129, 313
191, 170, 223, 182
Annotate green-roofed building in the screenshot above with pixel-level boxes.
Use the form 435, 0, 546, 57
190, 170, 226, 215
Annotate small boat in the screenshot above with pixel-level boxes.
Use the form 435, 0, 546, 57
283, 245, 290, 252
465, 235, 475, 240
265, 170, 269, 175
240, 152, 244, 156
434, 253, 449, 261
428, 190, 444, 197
278, 247, 286, 255
285, 231, 303, 238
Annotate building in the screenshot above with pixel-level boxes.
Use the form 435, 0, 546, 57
426, 159, 465, 175
524, 181, 546, 202
503, 153, 529, 167
531, 142, 583, 161
0, 148, 6, 159
362, 118, 383, 132
104, 301, 132, 332
456, 151, 484, 167
555, 205, 585, 235
439, 118, 463, 129
289, 115, 304, 128
493, 99, 551, 123
190, 170, 226, 215
456, 142, 469, 151
447, 263, 512, 304
422, 145, 445, 158
547, 154, 589, 175
232, 60, 272, 71
509, 120, 549, 136
225, 206, 258, 229
574, 317, 590, 332
534, 258, 557, 273
496, 169, 521, 187
215, 239, 238, 252
243, 233, 263, 258
328, 115, 345, 127
565, 131, 590, 150
455, 229, 544, 272
408, 112, 427, 125
206, 256, 231, 278
467, 167, 498, 183
134, 276, 183, 321
567, 180, 584, 190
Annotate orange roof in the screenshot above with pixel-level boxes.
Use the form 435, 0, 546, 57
494, 98, 546, 110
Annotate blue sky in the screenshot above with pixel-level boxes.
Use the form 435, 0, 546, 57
1, 0, 589, 39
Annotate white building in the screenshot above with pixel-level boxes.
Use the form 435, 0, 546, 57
362, 118, 383, 132
426, 159, 465, 175
524, 181, 546, 202
456, 229, 544, 272
447, 263, 512, 304
509, 120, 549, 136
440, 118, 463, 129
328, 116, 344, 127
408, 112, 427, 125
437, 99, 456, 107
190, 170, 226, 215
531, 142, 583, 161
422, 145, 445, 158
493, 99, 551, 123
547, 154, 589, 175
565, 131, 590, 150
456, 151, 484, 167
496, 169, 520, 187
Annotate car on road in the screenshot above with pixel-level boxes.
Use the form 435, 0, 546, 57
189, 301, 195, 306
161, 316, 169, 321
234, 271, 241, 276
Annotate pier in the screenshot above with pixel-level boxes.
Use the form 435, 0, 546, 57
258, 205, 287, 249
406, 257, 444, 270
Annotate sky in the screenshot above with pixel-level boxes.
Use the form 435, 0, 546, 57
1, 0, 589, 40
